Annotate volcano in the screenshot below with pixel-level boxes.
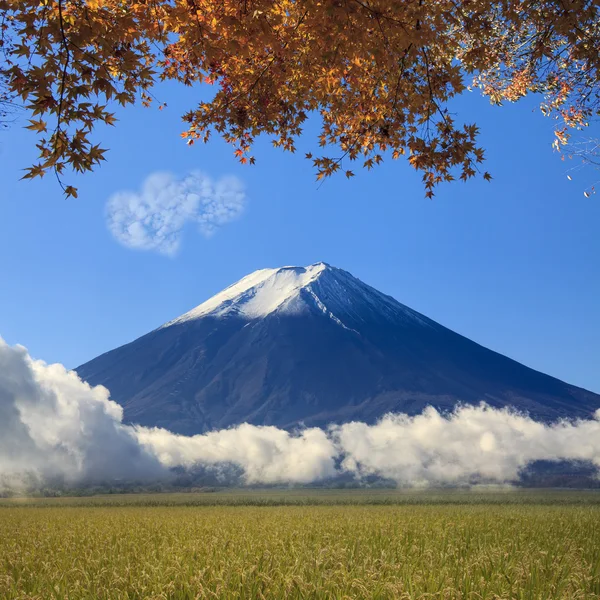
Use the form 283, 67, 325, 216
76, 263, 600, 434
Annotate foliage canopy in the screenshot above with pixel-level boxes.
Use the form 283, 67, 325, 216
1, 0, 599, 196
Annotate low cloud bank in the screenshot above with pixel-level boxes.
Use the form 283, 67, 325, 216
334, 409, 600, 486
0, 340, 164, 491
1, 338, 599, 491
136, 425, 337, 484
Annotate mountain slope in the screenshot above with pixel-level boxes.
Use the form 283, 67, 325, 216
76, 263, 600, 434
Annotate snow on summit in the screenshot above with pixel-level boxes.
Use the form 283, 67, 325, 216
164, 262, 433, 329
167, 262, 332, 323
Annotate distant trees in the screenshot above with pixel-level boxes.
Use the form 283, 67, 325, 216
1, 0, 599, 195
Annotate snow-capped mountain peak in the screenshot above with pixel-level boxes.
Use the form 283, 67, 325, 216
166, 262, 335, 324
162, 262, 434, 331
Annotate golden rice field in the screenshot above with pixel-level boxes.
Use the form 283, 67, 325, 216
1, 490, 600, 599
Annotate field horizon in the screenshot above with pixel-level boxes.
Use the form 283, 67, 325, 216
3, 487, 600, 508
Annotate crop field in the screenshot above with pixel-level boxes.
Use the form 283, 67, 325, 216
1, 490, 600, 599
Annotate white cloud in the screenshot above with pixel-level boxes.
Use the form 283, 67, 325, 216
1, 337, 600, 491
106, 171, 246, 256
0, 338, 164, 489
136, 424, 338, 485
332, 406, 600, 486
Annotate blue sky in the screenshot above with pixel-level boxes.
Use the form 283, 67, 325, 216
1, 82, 599, 393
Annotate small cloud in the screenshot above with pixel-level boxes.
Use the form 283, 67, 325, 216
106, 171, 246, 256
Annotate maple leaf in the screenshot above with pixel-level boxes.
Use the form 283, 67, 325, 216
25, 119, 47, 133
21, 164, 45, 180
64, 186, 78, 198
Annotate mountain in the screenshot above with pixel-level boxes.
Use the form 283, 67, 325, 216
76, 263, 600, 434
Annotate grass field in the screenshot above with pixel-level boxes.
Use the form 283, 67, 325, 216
1, 490, 600, 599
